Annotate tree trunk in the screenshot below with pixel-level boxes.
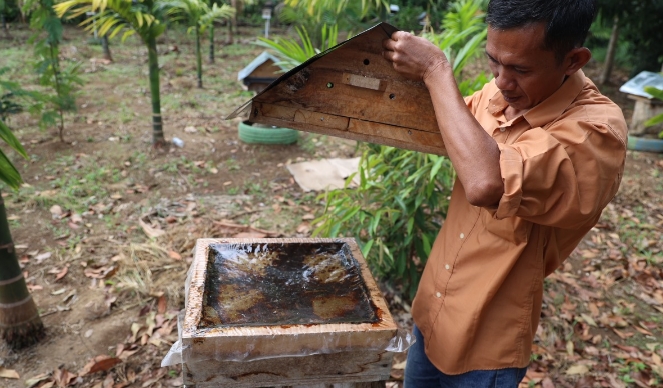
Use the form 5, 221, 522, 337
229, 0, 237, 42
209, 24, 215, 63
49, 43, 65, 143
1, 14, 9, 38
0, 190, 45, 349
208, 0, 215, 63
102, 35, 112, 62
227, 18, 233, 44
598, 15, 619, 86
146, 34, 165, 147
196, 28, 203, 88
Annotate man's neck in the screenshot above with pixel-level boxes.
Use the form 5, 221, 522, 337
504, 105, 528, 122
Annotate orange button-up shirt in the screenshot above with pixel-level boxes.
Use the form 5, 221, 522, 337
412, 70, 627, 374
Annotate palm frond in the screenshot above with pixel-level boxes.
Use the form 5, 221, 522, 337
0, 120, 27, 189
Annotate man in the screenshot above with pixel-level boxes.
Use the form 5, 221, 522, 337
382, 0, 627, 386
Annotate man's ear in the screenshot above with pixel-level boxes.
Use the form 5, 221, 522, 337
564, 47, 592, 75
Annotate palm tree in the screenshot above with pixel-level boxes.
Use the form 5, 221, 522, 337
279, 0, 388, 47
55, 0, 168, 147
163, 0, 234, 88
208, 0, 215, 63
0, 117, 43, 349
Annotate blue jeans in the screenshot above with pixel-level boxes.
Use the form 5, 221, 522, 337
404, 325, 527, 388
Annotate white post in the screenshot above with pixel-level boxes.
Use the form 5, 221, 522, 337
86, 12, 98, 39
262, 7, 272, 39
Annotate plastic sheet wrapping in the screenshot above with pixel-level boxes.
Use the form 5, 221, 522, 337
161, 238, 414, 368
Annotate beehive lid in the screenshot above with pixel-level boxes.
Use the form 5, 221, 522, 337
182, 238, 397, 361
226, 23, 447, 156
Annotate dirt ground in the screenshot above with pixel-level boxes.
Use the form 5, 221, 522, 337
1, 23, 662, 388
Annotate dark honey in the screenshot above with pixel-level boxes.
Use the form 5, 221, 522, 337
199, 242, 379, 328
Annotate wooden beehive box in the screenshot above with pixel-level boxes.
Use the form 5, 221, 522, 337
182, 238, 398, 387
227, 22, 447, 156
237, 51, 287, 93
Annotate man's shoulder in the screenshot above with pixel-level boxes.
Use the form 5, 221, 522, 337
563, 75, 627, 140
464, 79, 499, 108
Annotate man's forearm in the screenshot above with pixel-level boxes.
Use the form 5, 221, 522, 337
424, 65, 504, 207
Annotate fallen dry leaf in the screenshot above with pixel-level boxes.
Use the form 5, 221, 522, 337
565, 364, 589, 375
102, 374, 113, 388
157, 295, 167, 314
25, 373, 50, 387
138, 219, 166, 238
0, 368, 19, 379
167, 251, 182, 260
84, 266, 117, 279
296, 222, 310, 234
52, 367, 77, 387
116, 343, 140, 360
48, 266, 68, 281
35, 252, 52, 263
49, 205, 63, 216
38, 189, 59, 197
89, 357, 121, 374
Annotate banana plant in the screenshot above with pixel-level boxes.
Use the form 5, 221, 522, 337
55, 0, 168, 147
163, 0, 234, 88
0, 111, 43, 348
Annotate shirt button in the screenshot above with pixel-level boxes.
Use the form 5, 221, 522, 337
500, 127, 506, 132
436, 292, 442, 298
445, 264, 450, 270
460, 233, 465, 239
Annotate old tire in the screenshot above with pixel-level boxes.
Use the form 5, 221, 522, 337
627, 135, 663, 153
238, 121, 299, 145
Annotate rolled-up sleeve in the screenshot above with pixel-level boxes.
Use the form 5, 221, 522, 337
494, 119, 625, 229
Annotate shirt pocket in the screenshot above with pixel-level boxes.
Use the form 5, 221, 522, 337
481, 209, 530, 245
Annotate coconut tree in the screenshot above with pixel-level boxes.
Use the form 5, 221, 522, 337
163, 0, 234, 88
55, 0, 168, 147
0, 114, 43, 348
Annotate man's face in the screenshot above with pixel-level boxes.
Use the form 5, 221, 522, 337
485, 22, 570, 114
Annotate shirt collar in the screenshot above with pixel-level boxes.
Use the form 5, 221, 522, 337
487, 70, 586, 128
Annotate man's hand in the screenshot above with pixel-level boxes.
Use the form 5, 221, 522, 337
382, 31, 450, 82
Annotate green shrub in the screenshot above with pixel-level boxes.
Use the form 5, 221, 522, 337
314, 0, 490, 300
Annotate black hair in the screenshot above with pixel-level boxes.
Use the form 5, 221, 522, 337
486, 0, 597, 62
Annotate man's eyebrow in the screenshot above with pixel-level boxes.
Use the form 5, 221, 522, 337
484, 51, 529, 69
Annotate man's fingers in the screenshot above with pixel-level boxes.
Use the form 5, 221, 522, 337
391, 31, 409, 41
382, 49, 395, 62
382, 37, 396, 51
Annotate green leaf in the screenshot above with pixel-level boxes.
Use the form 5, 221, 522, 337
422, 233, 432, 256
43, 15, 64, 45
0, 120, 28, 159
0, 145, 23, 189
644, 113, 663, 127
644, 86, 663, 101
360, 239, 374, 258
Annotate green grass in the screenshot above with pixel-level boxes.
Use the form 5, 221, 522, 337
0, 47, 34, 78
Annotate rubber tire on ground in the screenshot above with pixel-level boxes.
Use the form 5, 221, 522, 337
238, 121, 299, 145
627, 135, 663, 153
